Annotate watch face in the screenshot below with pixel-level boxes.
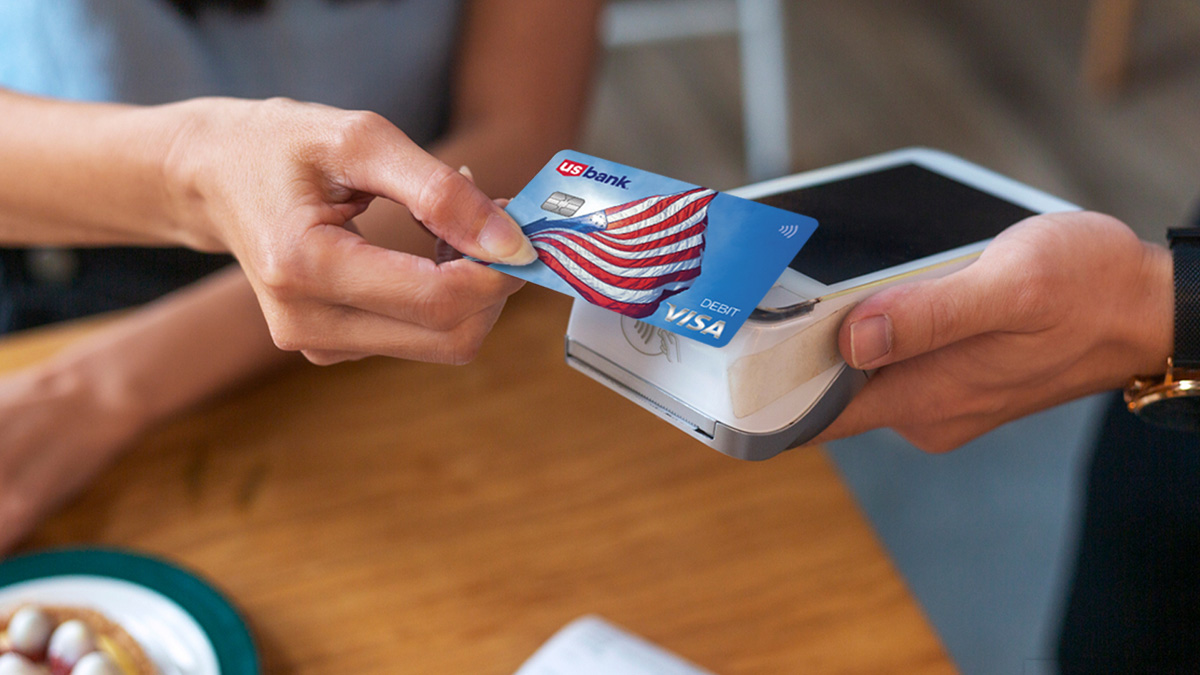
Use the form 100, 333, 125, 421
1137, 395, 1200, 432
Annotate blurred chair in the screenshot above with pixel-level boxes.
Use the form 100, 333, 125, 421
603, 0, 791, 181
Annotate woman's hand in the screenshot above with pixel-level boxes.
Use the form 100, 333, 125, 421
160, 97, 530, 365
0, 91, 533, 365
0, 360, 147, 553
814, 211, 1173, 452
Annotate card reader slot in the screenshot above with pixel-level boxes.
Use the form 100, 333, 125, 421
565, 340, 717, 439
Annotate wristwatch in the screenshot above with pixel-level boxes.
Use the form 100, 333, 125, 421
1125, 227, 1200, 430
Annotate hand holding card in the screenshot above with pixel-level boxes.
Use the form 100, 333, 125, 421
486, 151, 817, 347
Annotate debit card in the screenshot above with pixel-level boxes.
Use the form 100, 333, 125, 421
487, 151, 818, 348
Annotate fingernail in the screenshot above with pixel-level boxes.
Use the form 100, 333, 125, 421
849, 314, 892, 368
478, 212, 537, 265
458, 165, 475, 183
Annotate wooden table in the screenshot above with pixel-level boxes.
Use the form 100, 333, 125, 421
1, 286, 955, 674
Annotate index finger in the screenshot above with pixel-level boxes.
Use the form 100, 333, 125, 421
332, 113, 536, 266
298, 224, 525, 331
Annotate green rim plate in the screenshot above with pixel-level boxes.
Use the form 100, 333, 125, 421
0, 547, 258, 674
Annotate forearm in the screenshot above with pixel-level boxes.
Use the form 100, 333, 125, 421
0, 267, 296, 553
38, 115, 538, 432
45, 266, 295, 431
438, 0, 600, 196
0, 89, 207, 248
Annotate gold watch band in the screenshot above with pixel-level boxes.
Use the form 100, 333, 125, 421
1126, 357, 1200, 430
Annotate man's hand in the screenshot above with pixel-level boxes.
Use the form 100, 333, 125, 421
814, 211, 1172, 452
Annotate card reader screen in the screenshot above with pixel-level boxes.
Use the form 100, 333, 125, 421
754, 163, 1037, 285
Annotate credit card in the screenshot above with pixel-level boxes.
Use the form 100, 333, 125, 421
488, 151, 817, 347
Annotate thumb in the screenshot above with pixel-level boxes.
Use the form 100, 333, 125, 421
399, 161, 536, 266
340, 120, 536, 265
838, 263, 1013, 369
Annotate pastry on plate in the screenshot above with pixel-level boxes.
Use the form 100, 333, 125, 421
0, 605, 156, 675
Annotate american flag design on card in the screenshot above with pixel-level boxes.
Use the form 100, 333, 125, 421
521, 188, 716, 318
488, 151, 817, 347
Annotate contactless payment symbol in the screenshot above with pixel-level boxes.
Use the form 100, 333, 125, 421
622, 316, 681, 362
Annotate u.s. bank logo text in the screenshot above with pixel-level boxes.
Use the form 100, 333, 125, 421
555, 158, 631, 189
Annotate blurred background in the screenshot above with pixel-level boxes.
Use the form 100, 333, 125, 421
581, 1, 1200, 673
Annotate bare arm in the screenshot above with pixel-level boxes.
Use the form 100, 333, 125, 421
47, 0, 605, 404
0, 88, 534, 362
0, 93, 193, 247
0, 0, 604, 551
0, 265, 290, 553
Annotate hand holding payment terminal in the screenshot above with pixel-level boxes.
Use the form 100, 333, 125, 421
564, 148, 1080, 460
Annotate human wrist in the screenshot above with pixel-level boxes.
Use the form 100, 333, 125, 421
155, 98, 236, 253
46, 325, 217, 435
36, 348, 156, 442
1123, 239, 1174, 376
0, 92, 209, 248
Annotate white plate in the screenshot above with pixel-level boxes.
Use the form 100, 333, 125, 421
0, 549, 257, 675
